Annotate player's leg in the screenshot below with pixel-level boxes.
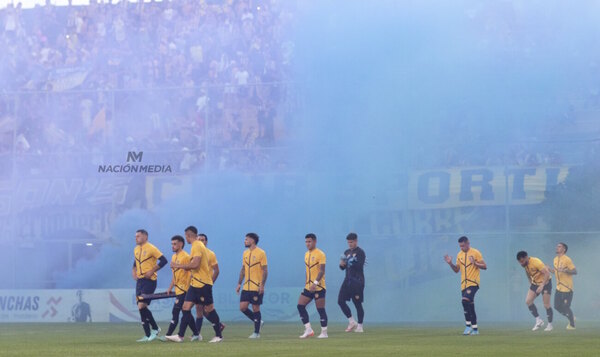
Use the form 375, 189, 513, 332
202, 286, 223, 342
461, 288, 473, 335
143, 280, 160, 340
165, 294, 184, 337
251, 292, 263, 338
249, 296, 263, 338
542, 283, 553, 331
351, 283, 365, 333
165, 300, 194, 342
137, 301, 151, 341
298, 292, 314, 338
194, 304, 203, 340
526, 287, 543, 331
467, 287, 479, 335
564, 291, 575, 328
315, 291, 328, 338
338, 282, 356, 332
240, 295, 255, 322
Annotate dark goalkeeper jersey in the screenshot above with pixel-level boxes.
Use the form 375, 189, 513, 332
340, 247, 366, 284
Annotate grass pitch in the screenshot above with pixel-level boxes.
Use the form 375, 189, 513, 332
0, 322, 598, 356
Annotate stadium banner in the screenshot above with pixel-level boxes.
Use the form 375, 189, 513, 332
47, 66, 89, 92
0, 288, 300, 323
408, 166, 568, 209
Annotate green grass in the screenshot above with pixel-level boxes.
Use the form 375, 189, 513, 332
0, 322, 598, 356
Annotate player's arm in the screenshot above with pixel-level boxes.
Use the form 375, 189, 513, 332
547, 264, 556, 274
236, 265, 245, 294
536, 266, 551, 294
143, 255, 167, 279
558, 265, 577, 275
167, 273, 175, 294
310, 264, 325, 292
259, 265, 268, 294
173, 256, 200, 271
470, 255, 487, 270
339, 253, 347, 270
212, 263, 220, 283
444, 255, 460, 273
132, 260, 138, 280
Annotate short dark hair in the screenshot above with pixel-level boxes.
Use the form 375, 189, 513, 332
246, 232, 259, 244
458, 236, 469, 243
136, 229, 148, 236
305, 233, 317, 241
171, 235, 185, 247
346, 233, 358, 241
198, 233, 208, 241
185, 226, 198, 235
516, 251, 528, 260
559, 242, 568, 252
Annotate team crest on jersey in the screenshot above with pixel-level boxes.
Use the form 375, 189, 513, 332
353, 253, 356, 257
143, 251, 147, 257
312, 257, 315, 262
252, 257, 256, 262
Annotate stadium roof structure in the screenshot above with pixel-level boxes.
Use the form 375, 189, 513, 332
0, 0, 167, 10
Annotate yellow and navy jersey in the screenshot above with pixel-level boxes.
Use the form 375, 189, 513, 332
242, 247, 268, 292
171, 250, 191, 295
206, 247, 218, 275
455, 248, 483, 290
554, 255, 575, 292
189, 240, 213, 288
134, 242, 163, 281
524, 257, 550, 286
305, 248, 326, 291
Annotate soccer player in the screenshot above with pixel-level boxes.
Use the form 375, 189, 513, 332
444, 236, 486, 335
162, 235, 200, 341
548, 242, 577, 329
297, 233, 328, 339
516, 251, 554, 331
338, 232, 366, 333
236, 232, 268, 338
165, 226, 224, 343
194, 233, 221, 340
132, 229, 168, 342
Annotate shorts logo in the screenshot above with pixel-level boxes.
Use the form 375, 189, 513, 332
466, 289, 471, 294
355, 295, 360, 300
315, 293, 320, 298
200, 297, 205, 302
564, 299, 568, 304
253, 296, 258, 301
175, 299, 179, 304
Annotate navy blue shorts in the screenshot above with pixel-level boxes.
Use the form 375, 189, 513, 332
461, 286, 479, 302
136, 278, 157, 305
240, 290, 264, 305
530, 280, 552, 296
301, 288, 326, 300
185, 285, 214, 306
174, 293, 186, 309
338, 279, 364, 303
